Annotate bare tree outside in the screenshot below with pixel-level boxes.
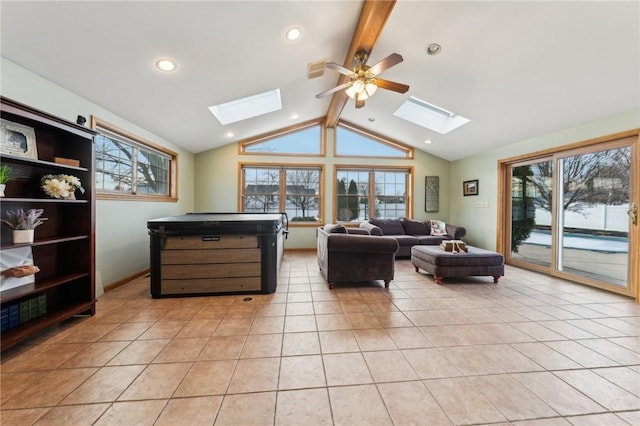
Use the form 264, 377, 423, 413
243, 169, 280, 213
530, 147, 630, 215
96, 134, 169, 194
286, 169, 319, 221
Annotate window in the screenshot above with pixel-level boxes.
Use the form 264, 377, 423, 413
240, 119, 324, 155
336, 122, 413, 158
335, 166, 412, 222
241, 164, 323, 224
92, 118, 177, 201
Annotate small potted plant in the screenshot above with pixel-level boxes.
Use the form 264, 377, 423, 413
1, 208, 47, 244
0, 164, 14, 197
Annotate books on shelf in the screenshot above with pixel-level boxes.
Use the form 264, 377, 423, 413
0, 294, 47, 332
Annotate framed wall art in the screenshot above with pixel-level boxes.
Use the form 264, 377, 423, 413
1, 118, 38, 159
425, 176, 439, 212
463, 179, 479, 196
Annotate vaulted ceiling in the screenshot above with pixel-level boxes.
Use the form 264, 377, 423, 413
1, 1, 638, 161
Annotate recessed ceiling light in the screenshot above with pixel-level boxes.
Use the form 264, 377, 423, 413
155, 59, 177, 71
290, 114, 299, 120
368, 117, 375, 122
225, 131, 235, 138
285, 27, 301, 41
426, 44, 442, 55
424, 139, 432, 144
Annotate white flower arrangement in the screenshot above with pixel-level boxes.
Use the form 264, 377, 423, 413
41, 174, 85, 199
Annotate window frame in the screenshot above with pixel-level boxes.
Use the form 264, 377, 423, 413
238, 118, 326, 157
239, 162, 325, 227
333, 164, 413, 223
336, 121, 414, 159
91, 117, 178, 202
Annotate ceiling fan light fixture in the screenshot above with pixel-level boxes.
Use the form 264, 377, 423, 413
346, 79, 374, 100
365, 82, 377, 96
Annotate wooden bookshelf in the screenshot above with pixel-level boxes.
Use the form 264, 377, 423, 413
1, 97, 96, 351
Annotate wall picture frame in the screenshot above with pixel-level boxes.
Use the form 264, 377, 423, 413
1, 118, 38, 159
463, 179, 479, 196
425, 176, 439, 212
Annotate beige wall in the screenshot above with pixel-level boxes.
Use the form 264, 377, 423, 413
194, 127, 452, 249
449, 109, 640, 250
1, 58, 196, 295
5, 55, 637, 290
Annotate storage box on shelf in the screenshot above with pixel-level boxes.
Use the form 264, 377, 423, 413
0, 97, 96, 351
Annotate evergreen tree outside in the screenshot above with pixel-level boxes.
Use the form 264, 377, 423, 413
347, 179, 359, 220
511, 165, 536, 253
337, 178, 350, 221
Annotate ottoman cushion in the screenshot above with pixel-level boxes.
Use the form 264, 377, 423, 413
411, 246, 504, 266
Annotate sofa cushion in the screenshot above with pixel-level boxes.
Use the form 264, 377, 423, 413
324, 223, 347, 234
401, 218, 429, 235
369, 218, 405, 235
417, 235, 448, 245
392, 235, 419, 247
430, 220, 448, 236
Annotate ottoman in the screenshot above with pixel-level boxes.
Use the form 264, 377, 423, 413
411, 245, 504, 284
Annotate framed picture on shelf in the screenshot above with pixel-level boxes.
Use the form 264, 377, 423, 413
463, 179, 479, 196
1, 118, 38, 159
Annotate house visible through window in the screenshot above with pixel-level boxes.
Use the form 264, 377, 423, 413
335, 167, 411, 222
241, 165, 323, 223
92, 117, 177, 201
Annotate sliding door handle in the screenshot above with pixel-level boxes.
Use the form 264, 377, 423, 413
628, 202, 638, 226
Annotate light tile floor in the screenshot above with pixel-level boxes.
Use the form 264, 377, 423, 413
1, 252, 639, 425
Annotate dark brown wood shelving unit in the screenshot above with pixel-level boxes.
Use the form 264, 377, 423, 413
1, 96, 96, 352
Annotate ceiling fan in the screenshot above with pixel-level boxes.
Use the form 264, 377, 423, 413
316, 51, 409, 108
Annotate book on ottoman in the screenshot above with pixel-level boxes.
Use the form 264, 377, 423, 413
441, 240, 467, 253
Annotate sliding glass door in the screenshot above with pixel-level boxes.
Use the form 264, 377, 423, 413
502, 132, 638, 298
557, 146, 631, 287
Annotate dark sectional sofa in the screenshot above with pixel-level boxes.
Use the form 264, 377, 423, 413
316, 224, 399, 288
359, 218, 466, 257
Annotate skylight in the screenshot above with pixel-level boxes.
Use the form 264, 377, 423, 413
209, 89, 282, 125
393, 97, 469, 134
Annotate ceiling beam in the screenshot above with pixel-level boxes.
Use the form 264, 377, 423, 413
324, 0, 396, 128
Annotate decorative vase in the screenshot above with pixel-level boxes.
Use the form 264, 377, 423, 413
66, 191, 76, 200
0, 183, 5, 197
13, 229, 35, 244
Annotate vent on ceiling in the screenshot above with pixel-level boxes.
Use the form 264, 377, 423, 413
307, 60, 325, 79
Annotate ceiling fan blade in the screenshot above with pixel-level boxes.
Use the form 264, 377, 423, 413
315, 82, 352, 99
325, 62, 354, 76
368, 53, 403, 75
355, 93, 365, 109
374, 78, 410, 94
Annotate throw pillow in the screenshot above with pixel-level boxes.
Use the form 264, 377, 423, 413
324, 223, 347, 234
369, 218, 405, 235
430, 220, 448, 236
401, 218, 429, 235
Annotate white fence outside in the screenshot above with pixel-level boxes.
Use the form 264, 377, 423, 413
534, 204, 629, 232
